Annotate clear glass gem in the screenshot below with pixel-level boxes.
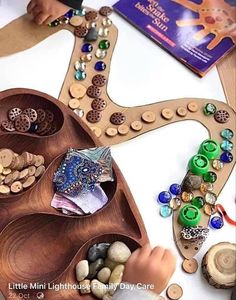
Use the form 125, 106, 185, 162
200, 183, 214, 194
212, 159, 224, 171
74, 108, 84, 118
102, 17, 112, 27
74, 61, 86, 71
205, 192, 217, 205
95, 49, 107, 59
98, 27, 109, 37
169, 197, 181, 210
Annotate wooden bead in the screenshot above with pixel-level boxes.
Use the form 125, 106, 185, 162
118, 124, 129, 135
131, 121, 143, 131
187, 102, 199, 112
141, 111, 156, 123
90, 126, 102, 138
69, 98, 80, 110
69, 83, 87, 99
176, 107, 187, 117
161, 108, 174, 120
106, 128, 118, 137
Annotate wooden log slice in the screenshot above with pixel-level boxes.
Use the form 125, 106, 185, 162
202, 242, 236, 289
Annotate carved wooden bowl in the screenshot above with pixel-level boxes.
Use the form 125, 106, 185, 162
0, 88, 148, 300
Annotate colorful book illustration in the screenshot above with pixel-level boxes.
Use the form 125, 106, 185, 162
113, 0, 236, 76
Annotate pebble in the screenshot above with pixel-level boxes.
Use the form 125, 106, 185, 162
79, 279, 91, 294
76, 260, 89, 282
182, 173, 202, 192
103, 294, 113, 300
97, 267, 111, 283
108, 241, 131, 263
88, 258, 104, 279
88, 243, 111, 262
104, 258, 119, 271
109, 264, 124, 286
91, 279, 107, 299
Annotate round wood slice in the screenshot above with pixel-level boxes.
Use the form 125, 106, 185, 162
202, 242, 236, 289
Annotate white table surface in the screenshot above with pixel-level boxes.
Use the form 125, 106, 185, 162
0, 1, 235, 300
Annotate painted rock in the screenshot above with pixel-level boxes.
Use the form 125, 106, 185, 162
76, 260, 89, 281
91, 279, 107, 299
182, 173, 203, 192
88, 243, 111, 262
104, 258, 119, 271
97, 267, 111, 283
79, 279, 91, 294
88, 258, 104, 279
107, 241, 131, 263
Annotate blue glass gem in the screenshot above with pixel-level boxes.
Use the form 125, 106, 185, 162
220, 151, 233, 163
160, 205, 172, 218
220, 128, 234, 140
28, 123, 39, 133
158, 191, 172, 204
169, 183, 181, 195
64, 9, 74, 18
75, 70, 86, 81
210, 216, 224, 229
82, 43, 93, 53
221, 140, 233, 151
95, 61, 106, 71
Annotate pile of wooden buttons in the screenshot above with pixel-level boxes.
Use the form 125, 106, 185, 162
0, 148, 45, 195
1, 107, 57, 135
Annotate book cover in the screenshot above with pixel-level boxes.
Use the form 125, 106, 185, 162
113, 0, 236, 76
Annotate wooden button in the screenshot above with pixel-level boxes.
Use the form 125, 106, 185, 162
86, 85, 101, 98
90, 126, 102, 137
176, 107, 187, 117
106, 127, 118, 137
110, 112, 126, 125
69, 16, 83, 27
214, 110, 230, 123
11, 181, 23, 193
161, 108, 174, 120
15, 114, 31, 132
0, 185, 10, 195
8, 107, 22, 121
35, 165, 46, 178
34, 155, 45, 167
91, 98, 107, 111
28, 166, 36, 176
0, 149, 14, 168
86, 110, 102, 123
70, 83, 87, 99
69, 98, 80, 109
36, 109, 46, 123
19, 169, 29, 180
1, 120, 15, 132
118, 124, 129, 135
23, 108, 38, 123
141, 111, 156, 123
187, 102, 199, 112
74, 25, 88, 38
131, 120, 143, 131
22, 176, 36, 188
166, 283, 183, 300
99, 6, 113, 16
92, 74, 107, 87
85, 10, 98, 21
182, 258, 198, 274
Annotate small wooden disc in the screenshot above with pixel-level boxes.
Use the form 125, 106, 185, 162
118, 124, 129, 135
23, 108, 38, 122
0, 184, 10, 195
28, 166, 36, 176
131, 120, 143, 131
19, 169, 29, 180
161, 108, 174, 120
22, 176, 36, 189
15, 114, 31, 132
0, 149, 14, 168
106, 127, 118, 137
69, 16, 83, 27
166, 284, 183, 300
202, 242, 236, 289
176, 107, 187, 117
187, 102, 199, 112
34, 155, 45, 167
90, 126, 102, 138
2, 168, 11, 175
35, 165, 46, 178
141, 111, 156, 123
1, 120, 15, 132
10, 181, 23, 193
69, 98, 80, 109
182, 258, 198, 274
69, 83, 87, 99
0, 164, 3, 174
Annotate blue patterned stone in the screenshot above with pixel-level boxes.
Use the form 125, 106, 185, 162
159, 205, 172, 218
75, 70, 86, 81
82, 43, 93, 53
95, 61, 106, 71
220, 151, 233, 163
210, 216, 224, 229
169, 183, 181, 195
220, 128, 234, 140
158, 191, 172, 204
221, 140, 233, 151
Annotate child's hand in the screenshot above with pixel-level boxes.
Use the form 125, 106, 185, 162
27, 0, 70, 25
123, 244, 176, 295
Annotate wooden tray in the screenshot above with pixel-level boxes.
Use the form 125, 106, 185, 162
0, 88, 148, 300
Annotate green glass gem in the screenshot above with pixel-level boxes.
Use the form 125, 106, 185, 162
198, 139, 220, 160
220, 128, 234, 140
203, 171, 217, 183
179, 204, 201, 227
204, 103, 217, 115
191, 196, 205, 209
99, 40, 110, 50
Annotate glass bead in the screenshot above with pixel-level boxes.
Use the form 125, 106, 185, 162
221, 140, 233, 151
160, 205, 172, 218
220, 151, 233, 163
75, 70, 86, 81
28, 123, 39, 133
210, 216, 224, 229
48, 20, 60, 27
95, 61, 106, 71
158, 191, 172, 204
99, 40, 110, 50
74, 108, 84, 118
95, 49, 107, 59
204, 103, 217, 115
64, 9, 74, 18
98, 27, 109, 37
74, 8, 86, 16
81, 43, 93, 53
59, 16, 69, 24
200, 182, 214, 194
220, 128, 234, 140
86, 22, 97, 29
205, 192, 217, 205
203, 171, 217, 183
181, 191, 194, 203
212, 159, 224, 171
169, 197, 181, 210
102, 17, 112, 27
74, 61, 86, 71
80, 53, 92, 62
204, 204, 216, 216
169, 183, 181, 195
191, 196, 205, 209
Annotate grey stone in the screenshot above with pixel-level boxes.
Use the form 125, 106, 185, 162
182, 173, 203, 192
88, 243, 110, 262
88, 258, 104, 279
84, 27, 98, 42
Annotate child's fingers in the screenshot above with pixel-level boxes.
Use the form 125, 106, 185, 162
138, 243, 152, 259
150, 246, 165, 260
27, 1, 36, 14
34, 12, 49, 25
43, 15, 55, 25
31, 6, 42, 17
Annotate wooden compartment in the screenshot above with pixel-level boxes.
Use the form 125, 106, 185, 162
0, 88, 148, 300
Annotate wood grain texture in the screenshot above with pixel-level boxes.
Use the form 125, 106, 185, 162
0, 88, 148, 300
